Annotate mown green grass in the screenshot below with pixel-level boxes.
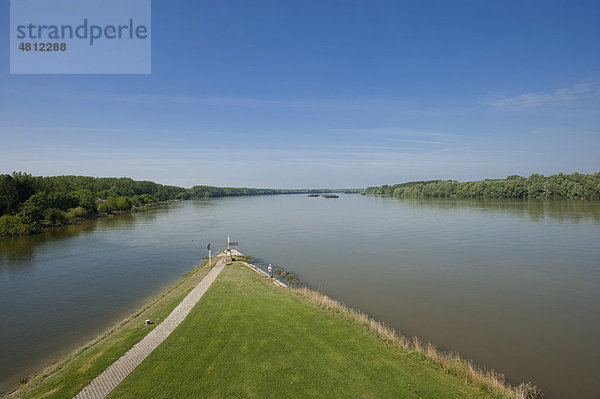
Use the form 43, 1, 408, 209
109, 263, 493, 399
9, 260, 214, 399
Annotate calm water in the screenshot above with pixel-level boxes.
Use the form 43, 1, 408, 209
1, 195, 599, 398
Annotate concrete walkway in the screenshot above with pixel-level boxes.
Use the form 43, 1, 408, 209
73, 258, 226, 399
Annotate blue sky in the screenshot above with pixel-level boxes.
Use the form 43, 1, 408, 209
1, 0, 599, 188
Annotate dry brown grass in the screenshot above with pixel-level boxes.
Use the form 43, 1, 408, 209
294, 286, 544, 399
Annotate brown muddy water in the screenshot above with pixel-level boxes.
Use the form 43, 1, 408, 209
1, 195, 598, 398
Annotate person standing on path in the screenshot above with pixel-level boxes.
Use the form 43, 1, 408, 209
268, 264, 273, 278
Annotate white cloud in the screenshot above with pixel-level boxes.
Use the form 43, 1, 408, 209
69, 92, 372, 110
329, 127, 452, 139
489, 82, 599, 110
387, 139, 445, 145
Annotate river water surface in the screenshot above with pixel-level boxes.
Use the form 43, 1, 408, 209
1, 195, 599, 398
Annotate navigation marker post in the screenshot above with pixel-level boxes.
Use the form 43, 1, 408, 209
225, 235, 239, 263
226, 234, 239, 251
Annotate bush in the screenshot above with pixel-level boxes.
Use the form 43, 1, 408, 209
130, 195, 141, 207
72, 189, 96, 211
115, 196, 132, 211
516, 382, 545, 399
0, 214, 35, 236
105, 196, 118, 211
18, 203, 44, 222
97, 203, 108, 213
65, 206, 88, 220
139, 194, 154, 204
44, 208, 67, 226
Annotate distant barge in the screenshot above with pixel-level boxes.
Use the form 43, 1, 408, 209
307, 194, 340, 198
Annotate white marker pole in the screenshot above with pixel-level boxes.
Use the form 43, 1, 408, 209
227, 234, 230, 249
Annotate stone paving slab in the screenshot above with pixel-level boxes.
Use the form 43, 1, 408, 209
73, 258, 226, 399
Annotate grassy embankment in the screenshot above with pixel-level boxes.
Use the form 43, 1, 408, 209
8, 259, 215, 399
11, 259, 540, 399
109, 262, 524, 399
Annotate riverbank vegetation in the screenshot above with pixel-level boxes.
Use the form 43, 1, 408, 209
0, 173, 187, 236
0, 172, 341, 237
363, 172, 600, 200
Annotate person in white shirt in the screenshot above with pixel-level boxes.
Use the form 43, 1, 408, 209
268, 264, 273, 278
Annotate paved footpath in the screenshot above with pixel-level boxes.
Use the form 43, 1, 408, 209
73, 258, 226, 399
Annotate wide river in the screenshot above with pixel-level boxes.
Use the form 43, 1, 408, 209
1, 195, 599, 398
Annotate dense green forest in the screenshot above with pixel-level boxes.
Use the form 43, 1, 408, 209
363, 172, 600, 199
0, 173, 335, 236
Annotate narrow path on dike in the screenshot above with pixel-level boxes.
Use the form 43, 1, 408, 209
72, 257, 226, 399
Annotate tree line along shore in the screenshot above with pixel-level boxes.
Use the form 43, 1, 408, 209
362, 172, 600, 199
3, 171, 597, 237
0, 173, 341, 237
